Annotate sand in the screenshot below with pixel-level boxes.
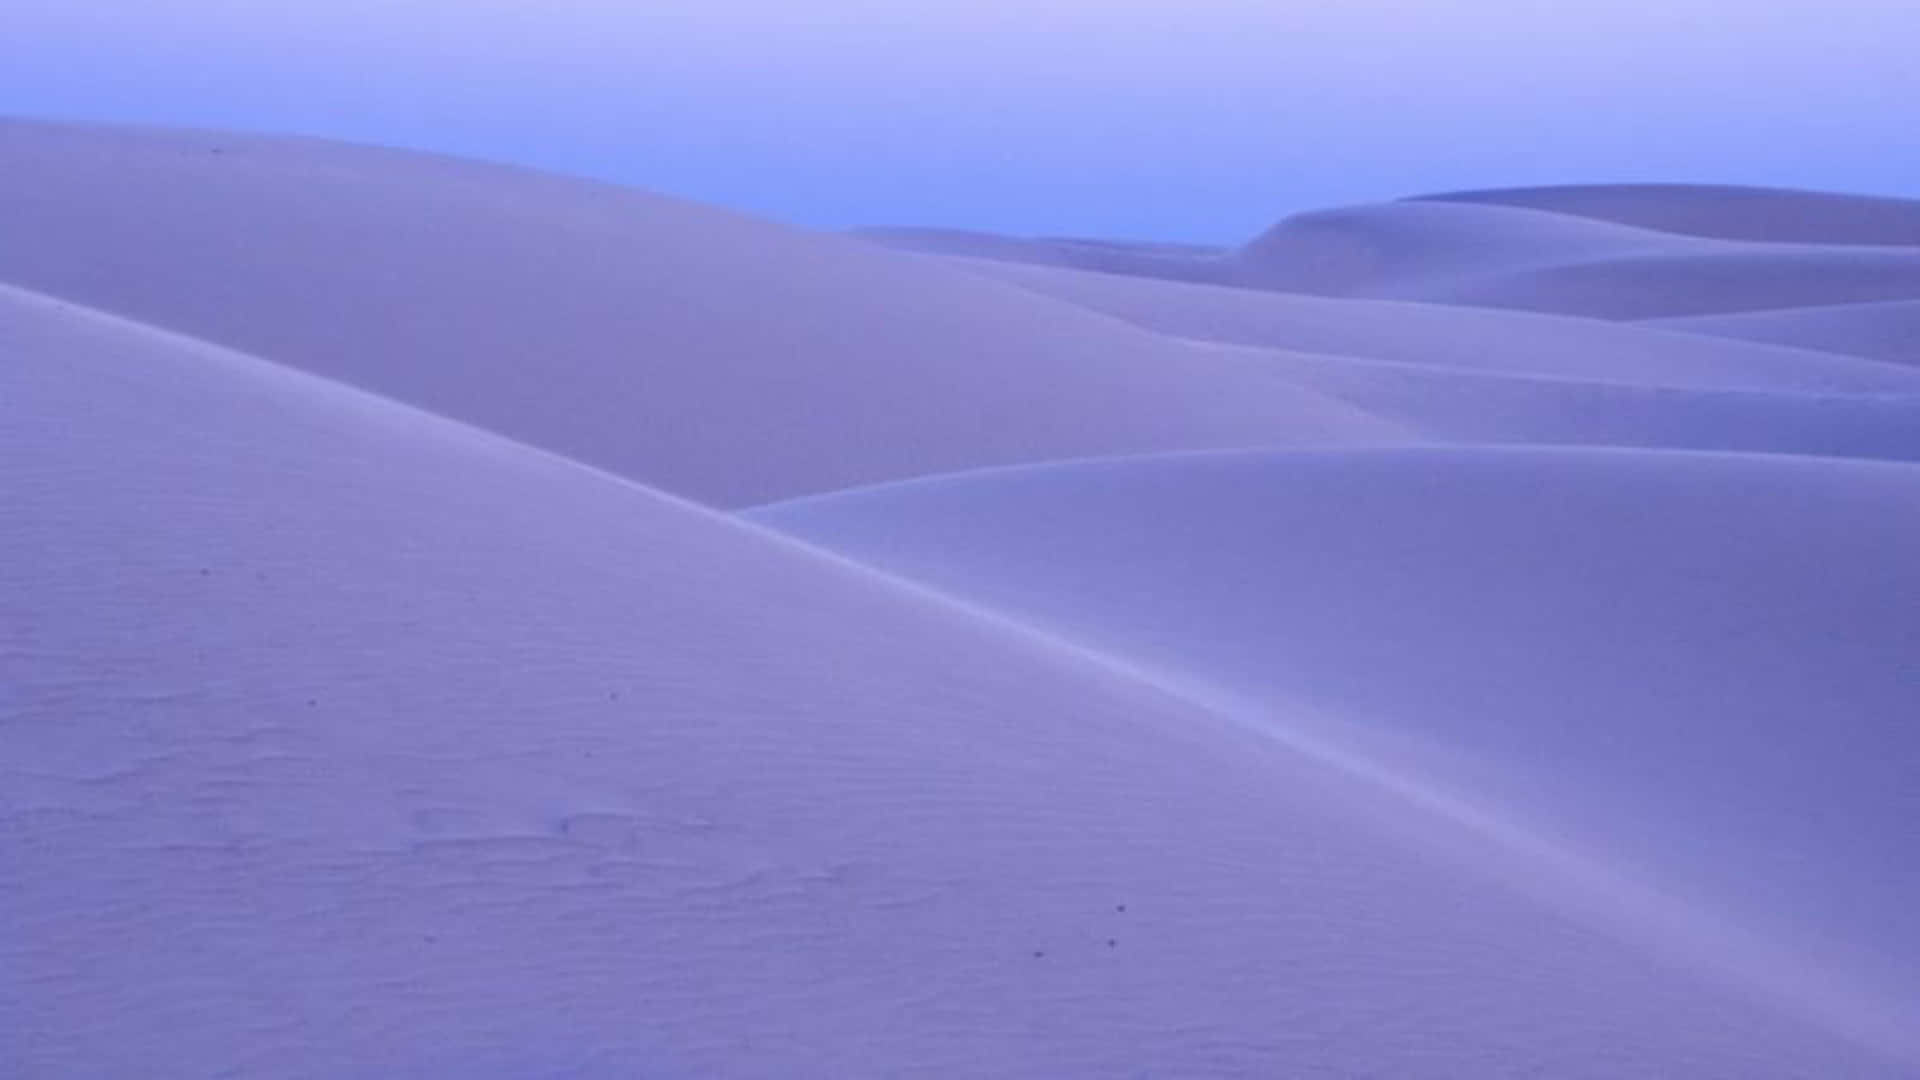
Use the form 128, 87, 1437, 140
5, 121, 1918, 1076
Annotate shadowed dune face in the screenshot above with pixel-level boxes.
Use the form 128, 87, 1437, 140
7, 120, 1920, 1076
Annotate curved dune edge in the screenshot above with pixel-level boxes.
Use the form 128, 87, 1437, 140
753, 445, 1920, 1065
0, 118, 1402, 508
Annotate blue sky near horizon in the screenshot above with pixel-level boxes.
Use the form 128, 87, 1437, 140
5, 0, 1916, 243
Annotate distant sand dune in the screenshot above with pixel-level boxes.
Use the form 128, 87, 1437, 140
849, 225, 1228, 277
1226, 199, 1690, 294
1418, 183, 1920, 246
919, 255, 1920, 464
1409, 247, 1920, 318
1264, 349, 1920, 463
940, 254, 1920, 392
0, 120, 1394, 507
865, 187, 1920, 320
1651, 299, 1920, 366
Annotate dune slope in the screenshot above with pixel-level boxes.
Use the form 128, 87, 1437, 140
1264, 351, 1920, 464
10, 118, 1920, 1078
943, 254, 1920, 393
913, 254, 1920, 464
0, 119, 1392, 507
1410, 248, 1920, 319
1651, 299, 1920, 366
15, 288, 1912, 1075
755, 447, 1920, 1061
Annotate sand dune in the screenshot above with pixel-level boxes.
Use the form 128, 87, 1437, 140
1420, 184, 1920, 246
16, 287, 1906, 1076
6, 119, 1920, 1076
1264, 350, 1920, 463
850, 226, 1229, 279
865, 189, 1920, 320
865, 200, 1696, 296
754, 447, 1920, 1061
1409, 247, 1920, 319
941, 255, 1920, 392
922, 255, 1920, 463
1224, 201, 1920, 318
0, 120, 1392, 507
1225, 199, 1694, 294
1652, 299, 1920, 366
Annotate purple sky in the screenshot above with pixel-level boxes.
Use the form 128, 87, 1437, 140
6, 0, 1916, 242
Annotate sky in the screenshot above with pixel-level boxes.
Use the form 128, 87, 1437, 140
5, 0, 1917, 243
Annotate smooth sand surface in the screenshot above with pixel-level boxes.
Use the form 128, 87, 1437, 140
0, 120, 1395, 507
1651, 299, 1920, 366
7, 121, 1918, 1076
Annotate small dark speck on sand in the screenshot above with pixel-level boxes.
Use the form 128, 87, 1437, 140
1032, 951, 1045, 959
